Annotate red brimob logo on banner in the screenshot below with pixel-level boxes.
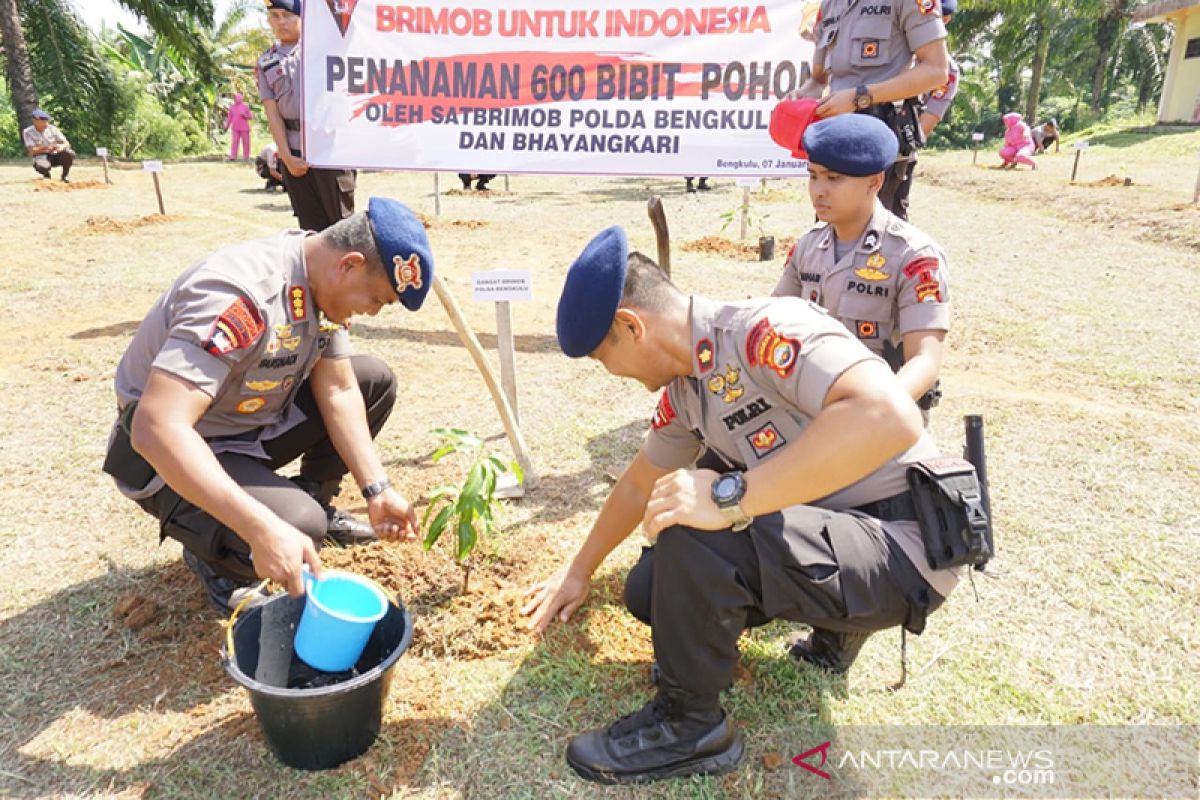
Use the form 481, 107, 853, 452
793, 741, 833, 780
325, 0, 359, 36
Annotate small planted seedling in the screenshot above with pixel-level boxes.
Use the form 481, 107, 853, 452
422, 427, 522, 593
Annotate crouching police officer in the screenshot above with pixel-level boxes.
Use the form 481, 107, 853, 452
774, 113, 950, 421
520, 226, 962, 784
258, 0, 356, 231
103, 198, 434, 613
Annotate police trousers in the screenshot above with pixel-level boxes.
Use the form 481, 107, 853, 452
282, 154, 356, 231
135, 355, 396, 581
624, 505, 943, 701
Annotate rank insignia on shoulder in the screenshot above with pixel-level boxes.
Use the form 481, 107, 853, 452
289, 285, 307, 321
695, 338, 715, 373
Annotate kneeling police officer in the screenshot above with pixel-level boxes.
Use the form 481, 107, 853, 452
521, 223, 968, 784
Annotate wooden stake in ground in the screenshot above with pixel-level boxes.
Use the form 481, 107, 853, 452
1070, 140, 1088, 183
1193, 147, 1200, 204
972, 131, 984, 165
647, 195, 670, 277
432, 274, 539, 488
740, 187, 750, 240
96, 147, 111, 184
433, 173, 441, 216
503, 174, 510, 192
494, 300, 518, 424
142, 160, 165, 214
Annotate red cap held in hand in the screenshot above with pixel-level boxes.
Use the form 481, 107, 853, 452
769, 98, 820, 159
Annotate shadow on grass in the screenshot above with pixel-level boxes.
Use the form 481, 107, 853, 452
1083, 125, 1200, 149
352, 323, 560, 355
70, 320, 142, 340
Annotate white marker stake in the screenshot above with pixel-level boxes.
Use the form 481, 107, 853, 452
1193, 147, 1200, 204
972, 131, 984, 165
472, 270, 533, 428
96, 147, 111, 184
142, 160, 165, 214
433, 172, 440, 216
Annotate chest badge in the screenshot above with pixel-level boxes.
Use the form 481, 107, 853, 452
695, 338, 714, 373
746, 421, 787, 458
236, 396, 266, 414
707, 365, 745, 404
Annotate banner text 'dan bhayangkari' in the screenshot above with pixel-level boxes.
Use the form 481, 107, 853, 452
301, 1, 819, 175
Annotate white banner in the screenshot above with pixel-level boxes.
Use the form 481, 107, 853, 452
301, 0, 818, 176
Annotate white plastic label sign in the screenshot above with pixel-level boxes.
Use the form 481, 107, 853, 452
142, 160, 163, 172
96, 147, 109, 157
472, 270, 533, 302
735, 177, 759, 187
971, 132, 984, 142
1073, 141, 1090, 151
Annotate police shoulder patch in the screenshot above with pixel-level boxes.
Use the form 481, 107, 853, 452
205, 296, 265, 356
745, 318, 801, 378
651, 389, 677, 430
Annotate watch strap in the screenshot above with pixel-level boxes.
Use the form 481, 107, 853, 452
361, 478, 392, 499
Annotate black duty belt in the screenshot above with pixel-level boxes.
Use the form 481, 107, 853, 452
283, 118, 301, 131
853, 491, 918, 522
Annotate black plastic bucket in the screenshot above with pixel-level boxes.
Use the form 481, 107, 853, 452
223, 591, 412, 770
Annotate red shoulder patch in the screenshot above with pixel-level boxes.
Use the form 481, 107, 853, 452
902, 256, 940, 279
651, 390, 677, 430
204, 296, 265, 356
915, 0, 939, 16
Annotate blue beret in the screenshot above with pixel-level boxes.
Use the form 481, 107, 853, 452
556, 226, 628, 358
940, 0, 956, 14
367, 197, 434, 311
31, 109, 50, 120
265, 0, 300, 14
803, 114, 899, 176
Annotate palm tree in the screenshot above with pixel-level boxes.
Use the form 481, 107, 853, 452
0, 0, 212, 132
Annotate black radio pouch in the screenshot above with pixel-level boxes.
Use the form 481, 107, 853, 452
906, 457, 991, 570
868, 100, 926, 158
101, 402, 158, 492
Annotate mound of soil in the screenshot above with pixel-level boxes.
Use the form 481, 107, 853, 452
32, 179, 108, 192
321, 540, 534, 660
443, 188, 514, 198
77, 214, 181, 234
682, 235, 797, 262
1083, 175, 1132, 187
414, 212, 489, 230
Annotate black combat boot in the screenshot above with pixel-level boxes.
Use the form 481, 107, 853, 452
697, 177, 711, 191
788, 628, 873, 674
290, 476, 377, 546
565, 682, 744, 785
474, 176, 492, 191
685, 177, 696, 193
458, 173, 473, 189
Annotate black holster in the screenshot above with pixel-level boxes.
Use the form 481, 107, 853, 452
863, 99, 926, 158
907, 457, 991, 570
101, 402, 157, 492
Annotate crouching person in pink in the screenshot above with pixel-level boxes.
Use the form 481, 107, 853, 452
998, 112, 1036, 170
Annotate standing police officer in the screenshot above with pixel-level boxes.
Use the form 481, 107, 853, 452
774, 113, 949, 418
919, 0, 959, 139
258, 0, 357, 231
521, 227, 960, 784
798, 0, 951, 219
103, 198, 433, 613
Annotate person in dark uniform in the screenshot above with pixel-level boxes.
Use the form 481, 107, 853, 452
795, 0, 951, 220
257, 0, 356, 230
684, 176, 711, 192
457, 173, 496, 191
520, 226, 961, 784
103, 198, 434, 613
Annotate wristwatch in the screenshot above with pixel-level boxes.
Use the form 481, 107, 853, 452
854, 84, 874, 111
361, 477, 392, 500
711, 471, 752, 532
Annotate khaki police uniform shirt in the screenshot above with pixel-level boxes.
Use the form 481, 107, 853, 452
256, 41, 302, 152
111, 230, 351, 499
773, 201, 950, 361
815, 0, 947, 92
644, 295, 959, 600
922, 55, 959, 120
22, 123, 69, 154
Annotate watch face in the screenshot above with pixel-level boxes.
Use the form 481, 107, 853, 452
713, 473, 741, 504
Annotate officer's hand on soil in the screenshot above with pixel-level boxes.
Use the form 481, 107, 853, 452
367, 487, 418, 542
642, 469, 725, 539
252, 522, 324, 597
520, 566, 590, 634
282, 152, 309, 177
816, 89, 856, 118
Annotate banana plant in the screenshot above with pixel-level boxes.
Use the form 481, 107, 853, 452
422, 428, 522, 594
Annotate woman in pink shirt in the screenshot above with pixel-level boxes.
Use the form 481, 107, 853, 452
224, 93, 253, 161
998, 112, 1036, 170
